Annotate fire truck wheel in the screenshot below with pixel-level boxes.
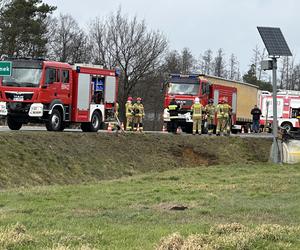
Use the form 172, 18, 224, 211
46, 109, 62, 131
89, 111, 102, 132
7, 116, 22, 130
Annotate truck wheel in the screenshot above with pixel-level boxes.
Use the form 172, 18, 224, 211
46, 109, 62, 131
7, 116, 22, 130
281, 122, 293, 133
88, 111, 102, 132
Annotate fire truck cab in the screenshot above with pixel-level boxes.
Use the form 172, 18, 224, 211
0, 58, 119, 132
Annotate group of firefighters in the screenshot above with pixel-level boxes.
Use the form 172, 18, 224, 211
123, 97, 145, 132
168, 96, 232, 136
118, 96, 231, 135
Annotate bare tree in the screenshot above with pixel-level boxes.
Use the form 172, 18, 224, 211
228, 53, 239, 80
200, 49, 213, 75
163, 50, 182, 73
181, 47, 196, 74
0, 0, 10, 10
89, 17, 116, 67
89, 9, 167, 116
213, 48, 226, 77
48, 14, 89, 63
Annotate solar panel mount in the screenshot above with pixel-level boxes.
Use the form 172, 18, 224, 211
257, 27, 292, 57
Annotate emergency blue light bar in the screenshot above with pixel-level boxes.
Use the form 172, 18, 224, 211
170, 74, 200, 78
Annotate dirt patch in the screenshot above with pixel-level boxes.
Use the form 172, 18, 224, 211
0, 132, 272, 189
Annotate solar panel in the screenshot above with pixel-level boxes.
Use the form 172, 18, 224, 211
257, 27, 292, 57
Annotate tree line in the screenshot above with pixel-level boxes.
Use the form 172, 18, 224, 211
1, 0, 300, 128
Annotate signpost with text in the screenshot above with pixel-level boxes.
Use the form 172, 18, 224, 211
0, 61, 12, 76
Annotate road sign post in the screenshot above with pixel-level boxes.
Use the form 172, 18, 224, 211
0, 61, 12, 76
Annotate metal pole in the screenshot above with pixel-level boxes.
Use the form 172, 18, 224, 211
272, 57, 279, 163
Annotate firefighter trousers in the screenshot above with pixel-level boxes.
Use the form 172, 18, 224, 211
217, 117, 230, 135
207, 117, 214, 134
126, 116, 133, 131
193, 118, 202, 134
134, 116, 143, 131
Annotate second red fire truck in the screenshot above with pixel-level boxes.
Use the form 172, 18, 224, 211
163, 74, 238, 133
0, 58, 119, 131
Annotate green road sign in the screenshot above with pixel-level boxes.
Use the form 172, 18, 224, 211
0, 61, 12, 76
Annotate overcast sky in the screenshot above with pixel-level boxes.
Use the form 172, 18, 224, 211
44, 0, 298, 74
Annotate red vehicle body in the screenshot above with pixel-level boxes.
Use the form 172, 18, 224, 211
163, 74, 237, 132
0, 58, 119, 131
259, 90, 300, 132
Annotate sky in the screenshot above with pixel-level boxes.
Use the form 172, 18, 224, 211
43, 0, 299, 75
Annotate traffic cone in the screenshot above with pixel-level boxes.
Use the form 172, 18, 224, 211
241, 127, 245, 133
248, 127, 251, 134
107, 122, 113, 132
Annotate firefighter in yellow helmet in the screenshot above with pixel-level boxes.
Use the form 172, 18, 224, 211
125, 96, 134, 131
133, 97, 145, 132
191, 97, 203, 135
216, 97, 232, 136
205, 98, 215, 135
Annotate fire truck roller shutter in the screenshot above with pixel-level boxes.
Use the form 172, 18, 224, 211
213, 90, 219, 105
104, 76, 116, 103
232, 92, 237, 114
77, 74, 91, 110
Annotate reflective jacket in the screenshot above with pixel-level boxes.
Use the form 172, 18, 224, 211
191, 103, 203, 119
205, 104, 215, 118
168, 100, 180, 118
125, 102, 134, 117
217, 103, 231, 118
133, 103, 145, 117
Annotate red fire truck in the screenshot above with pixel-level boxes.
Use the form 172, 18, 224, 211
0, 58, 119, 131
163, 74, 237, 133
260, 90, 300, 132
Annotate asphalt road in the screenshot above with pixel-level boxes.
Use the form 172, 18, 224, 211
0, 125, 273, 138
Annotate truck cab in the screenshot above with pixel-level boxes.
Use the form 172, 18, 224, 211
163, 74, 210, 132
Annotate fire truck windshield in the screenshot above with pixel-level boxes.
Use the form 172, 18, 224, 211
168, 82, 199, 95
2, 68, 42, 88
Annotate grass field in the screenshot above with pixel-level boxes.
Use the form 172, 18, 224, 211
1, 163, 300, 249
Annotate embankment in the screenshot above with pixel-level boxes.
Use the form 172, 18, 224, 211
0, 132, 272, 188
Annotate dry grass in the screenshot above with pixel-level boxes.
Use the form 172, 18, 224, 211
49, 244, 96, 250
156, 223, 300, 250
0, 223, 33, 249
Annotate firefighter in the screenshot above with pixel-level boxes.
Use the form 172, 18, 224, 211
205, 98, 215, 135
216, 97, 232, 136
216, 98, 224, 136
168, 97, 180, 133
125, 97, 134, 131
191, 97, 203, 135
222, 98, 232, 135
133, 97, 145, 132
